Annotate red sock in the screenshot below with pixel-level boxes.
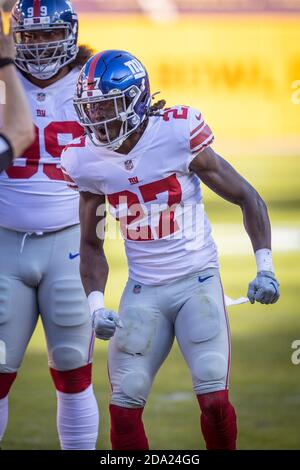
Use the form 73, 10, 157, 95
0, 372, 17, 399
109, 404, 149, 450
50, 363, 92, 393
197, 390, 237, 450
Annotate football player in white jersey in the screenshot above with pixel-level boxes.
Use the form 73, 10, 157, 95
61, 50, 280, 450
0, 0, 99, 450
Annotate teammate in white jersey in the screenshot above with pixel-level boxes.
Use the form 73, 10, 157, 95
0, 0, 99, 450
62, 50, 280, 450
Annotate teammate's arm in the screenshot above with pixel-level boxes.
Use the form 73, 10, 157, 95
189, 146, 280, 304
79, 191, 121, 340
0, 12, 34, 169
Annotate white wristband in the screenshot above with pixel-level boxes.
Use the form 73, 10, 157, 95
255, 248, 274, 273
87, 291, 104, 315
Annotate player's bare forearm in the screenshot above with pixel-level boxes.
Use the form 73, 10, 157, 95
79, 191, 109, 295
239, 189, 271, 252
80, 243, 109, 295
189, 146, 271, 252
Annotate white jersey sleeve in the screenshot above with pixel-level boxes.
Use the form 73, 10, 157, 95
61, 139, 104, 195
186, 107, 214, 171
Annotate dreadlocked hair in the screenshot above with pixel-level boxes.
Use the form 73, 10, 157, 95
148, 99, 167, 116
69, 45, 95, 70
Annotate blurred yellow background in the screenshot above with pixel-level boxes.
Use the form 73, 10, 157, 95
78, 14, 300, 156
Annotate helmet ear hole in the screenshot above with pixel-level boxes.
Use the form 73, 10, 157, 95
130, 115, 139, 126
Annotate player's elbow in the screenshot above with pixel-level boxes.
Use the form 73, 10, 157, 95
240, 186, 267, 212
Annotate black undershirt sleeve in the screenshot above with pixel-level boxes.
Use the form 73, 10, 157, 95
0, 134, 14, 172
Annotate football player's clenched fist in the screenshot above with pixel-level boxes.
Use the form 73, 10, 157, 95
247, 271, 280, 305
92, 308, 123, 340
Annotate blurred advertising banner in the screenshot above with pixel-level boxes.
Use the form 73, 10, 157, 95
77, 13, 300, 156
72, 0, 300, 14
3, 0, 299, 156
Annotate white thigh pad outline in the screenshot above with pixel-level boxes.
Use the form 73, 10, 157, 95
185, 294, 222, 343
49, 279, 88, 327
116, 307, 158, 355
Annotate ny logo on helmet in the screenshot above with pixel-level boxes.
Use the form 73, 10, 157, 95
124, 59, 146, 79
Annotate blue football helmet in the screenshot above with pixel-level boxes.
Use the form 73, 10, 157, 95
11, 0, 79, 80
74, 50, 153, 150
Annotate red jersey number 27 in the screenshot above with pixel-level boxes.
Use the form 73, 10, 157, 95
108, 173, 182, 241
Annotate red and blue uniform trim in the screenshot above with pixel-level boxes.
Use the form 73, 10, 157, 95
33, 0, 41, 17
87, 51, 106, 89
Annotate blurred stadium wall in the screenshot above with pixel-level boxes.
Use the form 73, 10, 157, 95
75, 1, 300, 157
4, 0, 300, 156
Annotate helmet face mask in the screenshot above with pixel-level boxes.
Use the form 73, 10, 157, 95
74, 85, 146, 149
12, 0, 79, 80
74, 50, 153, 151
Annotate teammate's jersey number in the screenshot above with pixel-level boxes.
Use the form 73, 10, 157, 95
108, 173, 182, 241
6, 122, 83, 180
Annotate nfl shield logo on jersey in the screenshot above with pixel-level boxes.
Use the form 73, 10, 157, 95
124, 159, 134, 170
37, 93, 46, 102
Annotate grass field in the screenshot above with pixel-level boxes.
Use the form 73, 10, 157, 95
2, 155, 300, 450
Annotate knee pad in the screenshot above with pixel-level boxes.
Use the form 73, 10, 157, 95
49, 279, 89, 328
0, 340, 6, 368
45, 279, 91, 371
0, 331, 21, 376
115, 307, 157, 355
194, 352, 228, 383
0, 342, 20, 374
116, 370, 151, 407
50, 363, 92, 393
0, 372, 17, 399
51, 344, 86, 371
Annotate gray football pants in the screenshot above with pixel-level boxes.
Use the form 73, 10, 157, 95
0, 225, 93, 373
108, 268, 231, 408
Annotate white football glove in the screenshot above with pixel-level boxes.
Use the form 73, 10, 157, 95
92, 308, 123, 340
247, 270, 280, 305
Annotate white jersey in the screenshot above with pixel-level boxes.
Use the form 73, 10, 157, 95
0, 69, 83, 233
61, 105, 219, 284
